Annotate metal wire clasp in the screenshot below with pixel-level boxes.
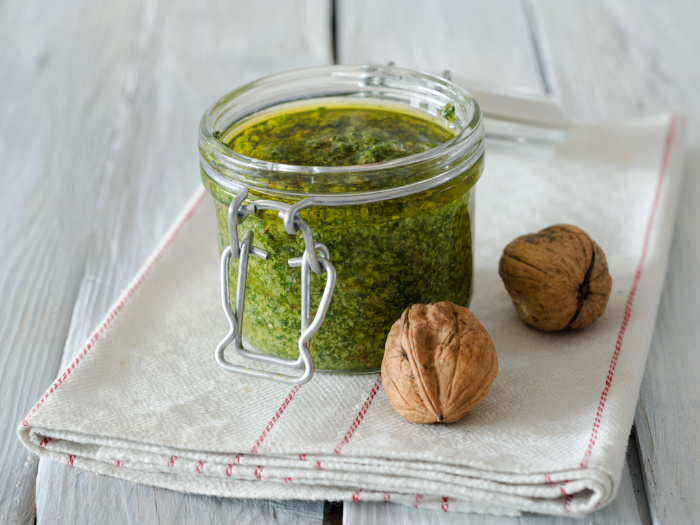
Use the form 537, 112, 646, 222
215, 184, 336, 385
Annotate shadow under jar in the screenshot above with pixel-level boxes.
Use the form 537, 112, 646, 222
199, 65, 484, 380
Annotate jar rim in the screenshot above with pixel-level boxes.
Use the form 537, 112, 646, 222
199, 65, 484, 198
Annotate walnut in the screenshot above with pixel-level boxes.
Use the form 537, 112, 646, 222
499, 224, 612, 331
381, 302, 498, 424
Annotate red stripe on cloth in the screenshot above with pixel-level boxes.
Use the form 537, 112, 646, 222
564, 494, 573, 513
580, 114, 677, 471
413, 494, 423, 509
21, 190, 207, 427
334, 375, 382, 454
250, 385, 300, 454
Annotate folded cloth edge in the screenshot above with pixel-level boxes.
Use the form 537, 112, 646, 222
17, 113, 687, 518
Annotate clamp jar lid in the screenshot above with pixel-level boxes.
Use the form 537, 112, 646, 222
199, 65, 485, 385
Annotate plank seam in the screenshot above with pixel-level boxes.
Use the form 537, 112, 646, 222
519, 0, 553, 95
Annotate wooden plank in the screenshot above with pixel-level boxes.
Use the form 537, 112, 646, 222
337, 0, 546, 93
0, 1, 148, 522
634, 148, 700, 524
0, 0, 332, 523
336, 1, 654, 522
521, 1, 700, 523
529, 0, 700, 122
36, 0, 333, 519
35, 468, 323, 525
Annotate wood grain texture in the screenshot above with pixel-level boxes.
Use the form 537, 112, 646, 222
338, 0, 546, 93
36, 468, 323, 525
1, 0, 331, 523
634, 146, 700, 525
0, 1, 147, 522
531, 0, 700, 129
532, 2, 700, 523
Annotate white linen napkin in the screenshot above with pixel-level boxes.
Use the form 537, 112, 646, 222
18, 113, 684, 516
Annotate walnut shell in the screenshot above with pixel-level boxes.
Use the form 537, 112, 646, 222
381, 302, 498, 424
499, 224, 612, 331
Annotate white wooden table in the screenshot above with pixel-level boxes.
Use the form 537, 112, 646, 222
1, 1, 698, 523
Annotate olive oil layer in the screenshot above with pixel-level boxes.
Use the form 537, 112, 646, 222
229, 106, 454, 167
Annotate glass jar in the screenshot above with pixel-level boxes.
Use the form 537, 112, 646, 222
199, 65, 484, 383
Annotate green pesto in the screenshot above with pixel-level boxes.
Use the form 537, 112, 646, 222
228, 106, 454, 167
202, 105, 481, 372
